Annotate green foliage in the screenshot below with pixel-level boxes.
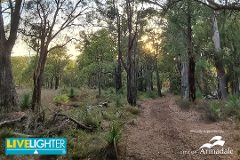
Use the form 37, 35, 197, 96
147, 91, 157, 99
77, 29, 117, 89
116, 88, 124, 95
60, 129, 102, 160
53, 94, 69, 103
20, 93, 31, 110
169, 74, 181, 95
104, 123, 121, 155
0, 128, 14, 155
11, 56, 29, 87
68, 88, 77, 98
225, 94, 240, 110
210, 102, 220, 116
102, 111, 116, 121
196, 90, 203, 99
115, 96, 122, 107
195, 58, 216, 95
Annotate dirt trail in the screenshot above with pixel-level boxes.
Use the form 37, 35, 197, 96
124, 94, 240, 160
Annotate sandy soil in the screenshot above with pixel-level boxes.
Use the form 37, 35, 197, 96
124, 94, 240, 160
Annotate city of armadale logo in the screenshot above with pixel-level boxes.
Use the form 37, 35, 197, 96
181, 136, 233, 155
198, 136, 233, 154
5, 138, 67, 155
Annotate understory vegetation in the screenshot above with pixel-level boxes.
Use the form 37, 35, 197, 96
0, 87, 146, 160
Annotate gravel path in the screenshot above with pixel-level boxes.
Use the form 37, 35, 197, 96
124, 94, 239, 160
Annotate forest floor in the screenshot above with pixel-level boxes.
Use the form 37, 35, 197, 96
1, 90, 240, 160
123, 94, 240, 160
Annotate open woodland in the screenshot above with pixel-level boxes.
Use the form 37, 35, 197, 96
1, 0, 240, 159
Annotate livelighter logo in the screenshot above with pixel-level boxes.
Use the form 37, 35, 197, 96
198, 136, 233, 154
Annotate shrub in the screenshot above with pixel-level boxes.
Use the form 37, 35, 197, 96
104, 123, 121, 156
116, 88, 124, 95
102, 111, 116, 121
53, 94, 69, 103
147, 91, 156, 99
196, 90, 203, 99
20, 93, 31, 110
177, 98, 191, 110
225, 94, 240, 109
115, 96, 122, 107
169, 74, 181, 94
197, 100, 218, 123
0, 128, 14, 155
210, 102, 220, 115
68, 88, 77, 98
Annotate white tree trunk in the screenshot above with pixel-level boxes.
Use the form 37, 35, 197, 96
210, 13, 228, 99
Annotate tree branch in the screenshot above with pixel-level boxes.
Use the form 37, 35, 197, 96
0, 113, 26, 128
53, 113, 94, 131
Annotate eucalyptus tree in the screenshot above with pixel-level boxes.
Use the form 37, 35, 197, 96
46, 46, 70, 90
21, 0, 91, 112
0, 0, 23, 112
77, 29, 117, 96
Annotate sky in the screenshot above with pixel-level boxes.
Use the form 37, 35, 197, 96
11, 0, 162, 60
12, 39, 80, 60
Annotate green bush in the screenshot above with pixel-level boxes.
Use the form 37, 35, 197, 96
20, 93, 31, 110
115, 96, 122, 107
116, 88, 124, 95
169, 74, 181, 94
68, 88, 77, 98
225, 94, 240, 109
104, 123, 121, 155
0, 128, 14, 155
147, 91, 157, 99
210, 102, 220, 115
196, 90, 203, 99
53, 94, 69, 103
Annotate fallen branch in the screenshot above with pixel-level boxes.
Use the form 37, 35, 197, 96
0, 113, 26, 128
54, 113, 93, 131
13, 132, 39, 138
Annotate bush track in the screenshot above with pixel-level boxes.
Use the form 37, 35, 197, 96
125, 94, 239, 160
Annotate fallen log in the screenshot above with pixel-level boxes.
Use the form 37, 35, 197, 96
53, 113, 93, 131
0, 113, 26, 128
13, 132, 39, 138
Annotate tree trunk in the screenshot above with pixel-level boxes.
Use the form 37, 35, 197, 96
50, 77, 53, 89
31, 47, 48, 112
181, 62, 189, 98
146, 67, 152, 92
0, 49, 19, 112
0, 0, 22, 113
126, 0, 137, 106
156, 59, 162, 97
210, 13, 228, 99
116, 16, 122, 92
55, 76, 59, 90
187, 6, 195, 102
127, 64, 137, 105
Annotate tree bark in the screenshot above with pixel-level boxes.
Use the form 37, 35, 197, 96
126, 0, 137, 106
115, 16, 122, 92
187, 4, 196, 102
31, 47, 48, 112
0, 1, 23, 112
210, 13, 228, 99
0, 50, 19, 112
156, 59, 162, 97
50, 77, 53, 89
181, 62, 189, 98
55, 76, 59, 90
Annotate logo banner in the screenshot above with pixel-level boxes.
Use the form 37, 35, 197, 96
5, 138, 67, 155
